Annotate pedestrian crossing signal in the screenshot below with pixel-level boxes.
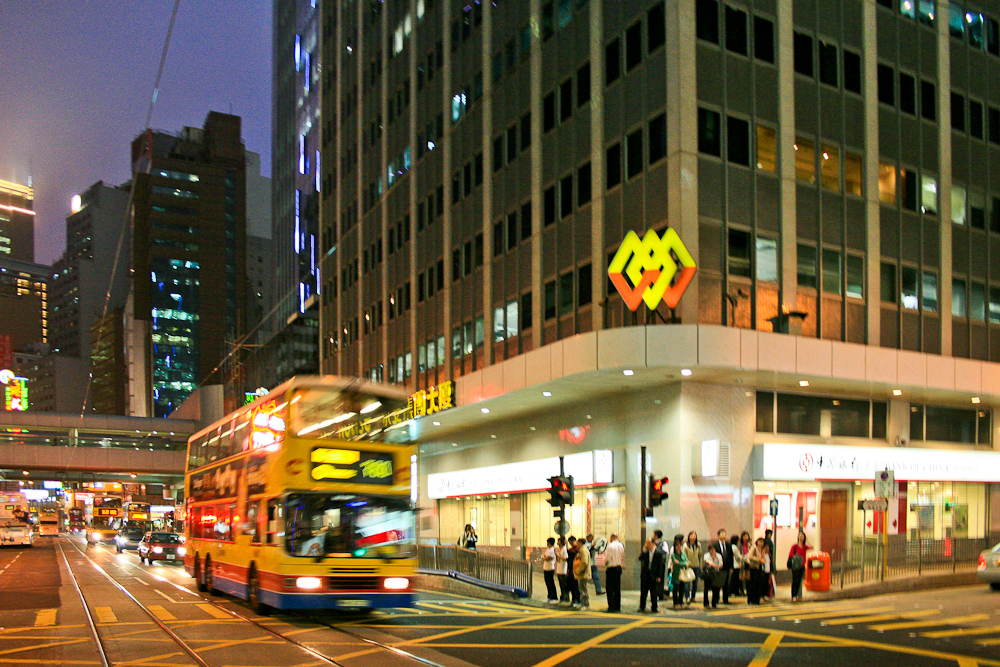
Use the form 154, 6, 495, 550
649, 476, 668, 507
546, 475, 575, 506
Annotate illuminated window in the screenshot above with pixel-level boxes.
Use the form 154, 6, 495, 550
845, 153, 862, 196
756, 125, 776, 172
951, 184, 967, 225
794, 137, 815, 184
820, 144, 840, 191
921, 174, 937, 215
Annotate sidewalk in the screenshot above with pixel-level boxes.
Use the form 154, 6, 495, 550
515, 566, 981, 611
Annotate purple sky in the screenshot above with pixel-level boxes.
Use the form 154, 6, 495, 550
0, 1, 272, 266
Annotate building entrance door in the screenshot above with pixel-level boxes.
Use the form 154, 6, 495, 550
820, 488, 848, 555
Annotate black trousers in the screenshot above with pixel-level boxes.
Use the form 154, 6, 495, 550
703, 579, 720, 607
544, 570, 558, 600
639, 572, 658, 611
747, 568, 764, 604
720, 569, 731, 603
605, 566, 622, 611
672, 579, 684, 606
791, 568, 805, 599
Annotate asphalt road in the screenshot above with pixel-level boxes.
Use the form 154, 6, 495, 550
1, 538, 998, 667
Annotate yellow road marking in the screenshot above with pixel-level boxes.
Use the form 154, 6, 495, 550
0, 638, 91, 656
923, 624, 1000, 639
775, 605, 895, 621
34, 608, 57, 626
747, 632, 784, 667
147, 604, 177, 621
738, 603, 868, 618
957, 659, 979, 667
0, 624, 85, 634
94, 607, 118, 623
978, 637, 1000, 646
0, 660, 99, 665
870, 614, 991, 632
195, 603, 231, 619
452, 602, 517, 613
528, 617, 654, 667
823, 609, 941, 626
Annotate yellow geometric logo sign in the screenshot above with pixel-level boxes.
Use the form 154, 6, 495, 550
607, 228, 697, 311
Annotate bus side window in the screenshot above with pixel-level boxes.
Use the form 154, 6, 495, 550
246, 501, 259, 543
266, 499, 281, 544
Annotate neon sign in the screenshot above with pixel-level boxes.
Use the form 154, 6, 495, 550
0, 369, 28, 411
250, 400, 286, 451
608, 229, 696, 311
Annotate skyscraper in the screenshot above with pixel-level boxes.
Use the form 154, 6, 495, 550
131, 111, 247, 418
0, 179, 34, 262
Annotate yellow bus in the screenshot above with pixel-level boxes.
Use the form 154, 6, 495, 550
184, 376, 418, 613
88, 496, 123, 544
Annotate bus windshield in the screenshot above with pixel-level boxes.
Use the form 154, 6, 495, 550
285, 494, 415, 559
290, 387, 413, 443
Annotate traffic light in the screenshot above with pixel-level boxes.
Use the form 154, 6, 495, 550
649, 476, 669, 507
546, 475, 575, 506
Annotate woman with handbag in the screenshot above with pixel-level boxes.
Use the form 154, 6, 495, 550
701, 542, 724, 608
746, 536, 767, 605
670, 535, 691, 609
683, 531, 703, 606
787, 530, 811, 602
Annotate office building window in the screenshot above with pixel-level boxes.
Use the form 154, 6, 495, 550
953, 278, 967, 317
725, 6, 747, 55
921, 80, 936, 121
843, 50, 861, 93
754, 15, 774, 63
507, 212, 518, 251
605, 38, 621, 84
818, 41, 838, 86
625, 21, 642, 70
922, 271, 938, 312
728, 229, 752, 277
880, 262, 896, 303
877, 64, 894, 105
970, 100, 984, 139
971, 282, 986, 321
606, 142, 622, 187
521, 202, 533, 240
561, 175, 573, 218
559, 271, 574, 314
727, 116, 750, 166
794, 137, 816, 184
521, 112, 532, 149
901, 266, 918, 309
577, 62, 591, 106
879, 162, 896, 205
544, 280, 557, 319
648, 3, 665, 52
952, 184, 967, 225
578, 263, 592, 306
698, 108, 721, 156
696, 0, 719, 43
846, 256, 864, 299
900, 73, 916, 115
560, 78, 573, 121
627, 128, 643, 178
756, 125, 776, 172
649, 113, 667, 164
822, 249, 842, 295
798, 245, 818, 288
544, 186, 557, 226
578, 163, 592, 206
820, 145, 840, 191
756, 237, 778, 282
543, 92, 556, 131
794, 32, 813, 76
952, 92, 965, 131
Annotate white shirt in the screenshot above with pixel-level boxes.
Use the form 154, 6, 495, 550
704, 551, 723, 569
543, 546, 556, 571
604, 539, 625, 568
555, 546, 568, 575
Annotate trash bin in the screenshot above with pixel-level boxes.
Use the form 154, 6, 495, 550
805, 551, 831, 592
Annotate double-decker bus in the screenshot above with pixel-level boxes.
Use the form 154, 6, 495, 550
0, 493, 33, 546
184, 377, 418, 613
68, 507, 86, 533
124, 502, 152, 528
38, 507, 60, 536
89, 496, 123, 544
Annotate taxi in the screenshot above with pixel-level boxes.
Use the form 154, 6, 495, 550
137, 531, 186, 565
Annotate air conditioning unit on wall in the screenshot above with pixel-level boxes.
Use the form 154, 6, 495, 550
695, 439, 731, 480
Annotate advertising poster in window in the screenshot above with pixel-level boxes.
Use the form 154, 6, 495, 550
244, 452, 268, 496
189, 461, 241, 501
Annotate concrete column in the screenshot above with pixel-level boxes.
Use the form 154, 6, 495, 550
666, 0, 699, 324
936, 0, 953, 355
776, 0, 798, 316
863, 0, 881, 346
530, 0, 543, 348
482, 1, 495, 364
589, 1, 605, 333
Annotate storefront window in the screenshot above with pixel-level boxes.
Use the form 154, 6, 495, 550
766, 392, 885, 438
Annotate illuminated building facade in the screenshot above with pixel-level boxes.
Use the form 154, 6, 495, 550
131, 112, 248, 418
0, 179, 34, 262
0, 257, 48, 351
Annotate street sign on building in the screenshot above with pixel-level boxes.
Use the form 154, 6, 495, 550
858, 498, 889, 511
875, 469, 895, 498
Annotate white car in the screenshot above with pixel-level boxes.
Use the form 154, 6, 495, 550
977, 541, 1000, 590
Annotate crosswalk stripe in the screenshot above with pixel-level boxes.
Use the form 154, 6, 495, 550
740, 605, 872, 619
870, 613, 991, 632
823, 609, 941, 626
772, 605, 895, 621
94, 607, 118, 624
922, 624, 1000, 639
34, 609, 57, 626
147, 605, 176, 621
196, 603, 230, 619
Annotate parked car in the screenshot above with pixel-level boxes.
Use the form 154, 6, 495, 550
115, 523, 149, 552
978, 541, 1000, 590
137, 532, 186, 565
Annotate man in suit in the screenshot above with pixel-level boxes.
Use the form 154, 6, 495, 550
715, 529, 734, 604
652, 529, 667, 601
637, 538, 663, 613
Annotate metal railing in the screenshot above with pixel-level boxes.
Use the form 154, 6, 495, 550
418, 544, 533, 596
833, 533, 998, 588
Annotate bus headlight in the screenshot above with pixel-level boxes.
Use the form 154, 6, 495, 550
92, 532, 102, 542
383, 577, 409, 590
177, 547, 186, 556
152, 546, 163, 554
295, 577, 322, 590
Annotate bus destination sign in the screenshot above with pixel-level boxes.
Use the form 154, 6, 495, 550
311, 447, 394, 485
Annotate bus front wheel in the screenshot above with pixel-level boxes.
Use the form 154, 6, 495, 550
247, 567, 270, 616
204, 557, 217, 596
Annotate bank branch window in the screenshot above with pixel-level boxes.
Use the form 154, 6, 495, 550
756, 392, 887, 439
909, 404, 990, 445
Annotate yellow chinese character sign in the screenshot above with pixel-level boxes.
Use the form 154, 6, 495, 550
607, 228, 696, 311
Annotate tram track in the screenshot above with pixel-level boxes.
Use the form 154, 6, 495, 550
60, 537, 452, 667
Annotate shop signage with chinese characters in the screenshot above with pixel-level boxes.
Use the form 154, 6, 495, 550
428, 449, 614, 499
337, 381, 456, 439
310, 447, 395, 485
608, 228, 697, 311
756, 443, 1000, 483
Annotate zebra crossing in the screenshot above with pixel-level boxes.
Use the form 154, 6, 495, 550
711, 600, 1000, 646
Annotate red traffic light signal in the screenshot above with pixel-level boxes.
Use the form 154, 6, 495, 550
546, 475, 575, 506
649, 476, 669, 507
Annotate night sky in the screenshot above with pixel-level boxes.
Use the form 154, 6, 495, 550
0, 1, 272, 266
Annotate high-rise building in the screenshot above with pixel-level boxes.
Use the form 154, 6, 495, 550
0, 257, 48, 351
90, 308, 127, 415
318, 2, 1000, 562
130, 111, 247, 418
49, 181, 131, 359
266, 0, 321, 390
0, 179, 34, 262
